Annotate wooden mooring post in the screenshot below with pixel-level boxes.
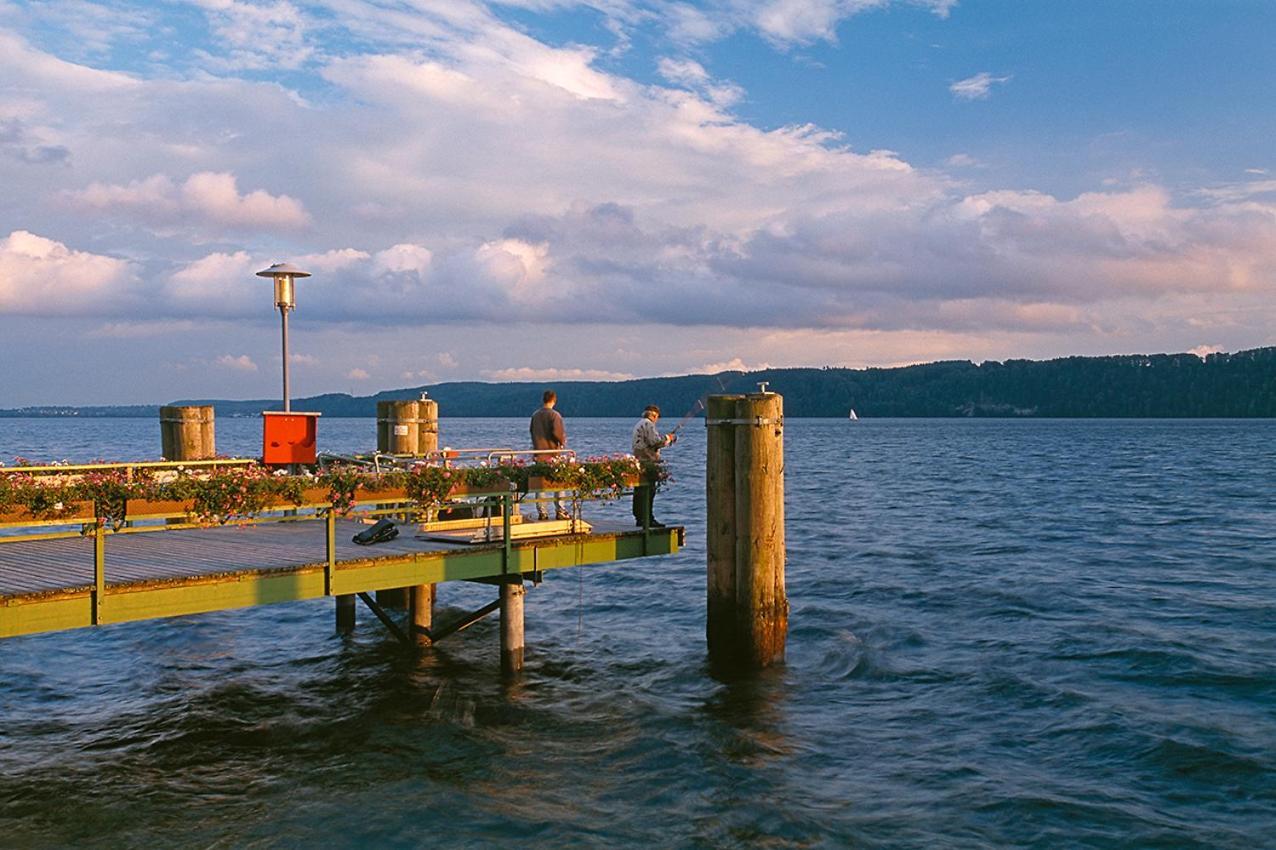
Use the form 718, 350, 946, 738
705, 390, 787, 671
500, 579, 526, 675
373, 398, 440, 618
159, 405, 215, 460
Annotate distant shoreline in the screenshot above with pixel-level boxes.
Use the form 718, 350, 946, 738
5, 347, 1276, 419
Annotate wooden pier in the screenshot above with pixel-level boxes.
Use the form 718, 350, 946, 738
0, 515, 683, 640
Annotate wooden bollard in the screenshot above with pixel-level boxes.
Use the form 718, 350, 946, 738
706, 395, 743, 658
374, 399, 422, 609
705, 392, 787, 670
500, 580, 525, 675
377, 400, 421, 456
416, 398, 438, 456
407, 398, 439, 635
160, 405, 215, 460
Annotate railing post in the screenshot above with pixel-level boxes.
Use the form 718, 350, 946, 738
92, 523, 105, 625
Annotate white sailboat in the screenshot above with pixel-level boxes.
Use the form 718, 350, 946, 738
848, 409, 858, 421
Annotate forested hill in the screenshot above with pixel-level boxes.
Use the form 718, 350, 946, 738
6, 348, 1276, 418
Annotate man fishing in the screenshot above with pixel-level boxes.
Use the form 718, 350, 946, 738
631, 404, 677, 528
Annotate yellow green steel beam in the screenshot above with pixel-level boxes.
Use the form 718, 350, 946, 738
0, 527, 682, 640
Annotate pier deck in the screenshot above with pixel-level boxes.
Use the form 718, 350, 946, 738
0, 518, 683, 639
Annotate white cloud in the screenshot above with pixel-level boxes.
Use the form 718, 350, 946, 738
193, 0, 314, 71
689, 357, 771, 374
68, 172, 310, 231
165, 250, 258, 313
656, 56, 744, 106
0, 230, 134, 314
0, 9, 1273, 399
88, 319, 199, 338
1188, 344, 1224, 360
945, 153, 979, 168
215, 353, 257, 371
346, 367, 371, 380
950, 72, 1012, 101
480, 367, 637, 381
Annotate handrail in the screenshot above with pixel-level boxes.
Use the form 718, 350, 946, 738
485, 448, 578, 465
0, 458, 257, 476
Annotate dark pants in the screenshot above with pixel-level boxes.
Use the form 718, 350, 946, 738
632, 476, 656, 525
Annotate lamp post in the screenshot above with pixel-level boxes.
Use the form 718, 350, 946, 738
256, 263, 311, 412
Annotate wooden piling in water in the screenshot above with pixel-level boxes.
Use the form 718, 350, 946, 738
705, 391, 788, 670
375, 399, 424, 608
407, 398, 439, 631
410, 584, 435, 646
159, 405, 215, 461
500, 580, 525, 675
336, 593, 356, 633
706, 394, 743, 659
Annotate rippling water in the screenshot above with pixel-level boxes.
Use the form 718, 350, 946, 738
2, 417, 1274, 848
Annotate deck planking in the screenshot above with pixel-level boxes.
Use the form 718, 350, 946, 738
0, 517, 651, 599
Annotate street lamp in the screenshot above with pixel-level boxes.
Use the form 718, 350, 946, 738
256, 262, 310, 412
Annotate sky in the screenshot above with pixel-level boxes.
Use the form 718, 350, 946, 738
1, 0, 1274, 405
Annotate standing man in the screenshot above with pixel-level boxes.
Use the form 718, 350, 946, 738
632, 404, 677, 528
529, 389, 568, 521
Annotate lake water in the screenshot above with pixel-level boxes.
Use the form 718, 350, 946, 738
1, 417, 1274, 848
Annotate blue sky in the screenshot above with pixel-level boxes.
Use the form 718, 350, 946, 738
1, 0, 1274, 404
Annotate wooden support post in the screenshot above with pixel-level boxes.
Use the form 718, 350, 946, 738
705, 392, 787, 671
705, 394, 744, 660
500, 580, 525, 676
336, 595, 356, 633
408, 398, 439, 620
409, 583, 435, 646
417, 398, 439, 456
160, 405, 215, 461
375, 398, 436, 608
376, 399, 421, 456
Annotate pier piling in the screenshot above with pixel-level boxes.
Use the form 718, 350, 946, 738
159, 405, 215, 461
375, 398, 440, 609
705, 391, 788, 671
500, 580, 525, 675
336, 593, 356, 634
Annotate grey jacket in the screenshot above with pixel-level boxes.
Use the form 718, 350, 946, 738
632, 416, 669, 461
530, 406, 566, 450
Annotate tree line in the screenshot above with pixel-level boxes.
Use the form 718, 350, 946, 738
6, 348, 1276, 418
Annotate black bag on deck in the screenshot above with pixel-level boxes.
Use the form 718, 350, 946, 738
352, 518, 398, 545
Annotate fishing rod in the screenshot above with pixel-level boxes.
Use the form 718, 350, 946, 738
670, 375, 729, 435
670, 398, 705, 435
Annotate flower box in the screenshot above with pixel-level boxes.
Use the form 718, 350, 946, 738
526, 474, 640, 493
447, 479, 513, 497
125, 498, 195, 518
0, 500, 95, 524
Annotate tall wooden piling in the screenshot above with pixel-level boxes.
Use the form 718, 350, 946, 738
159, 405, 215, 460
336, 594, 356, 633
416, 398, 438, 457
706, 394, 744, 658
407, 398, 439, 631
500, 580, 525, 675
375, 398, 440, 613
706, 391, 787, 671
410, 584, 435, 646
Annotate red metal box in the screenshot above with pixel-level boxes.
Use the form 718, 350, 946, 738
262, 411, 321, 465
